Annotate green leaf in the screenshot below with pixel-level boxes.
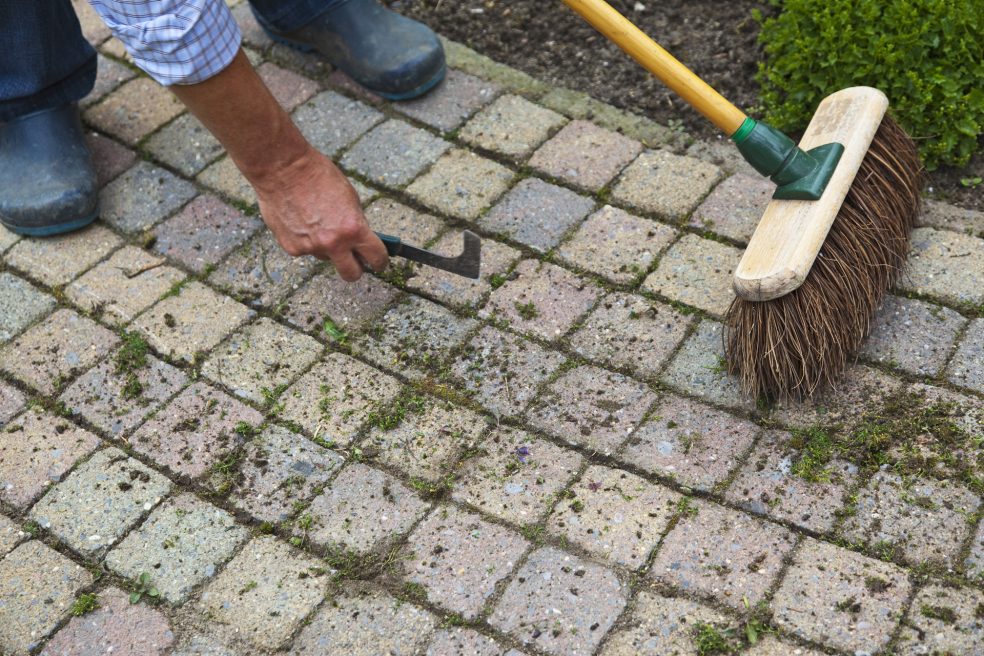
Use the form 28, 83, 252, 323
148, 587, 159, 597
139, 572, 150, 585
129, 591, 141, 604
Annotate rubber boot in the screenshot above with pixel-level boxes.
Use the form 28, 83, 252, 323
257, 0, 445, 100
0, 104, 98, 236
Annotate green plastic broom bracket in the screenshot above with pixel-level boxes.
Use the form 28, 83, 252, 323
730, 117, 845, 201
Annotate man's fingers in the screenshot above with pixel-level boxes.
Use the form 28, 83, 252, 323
356, 235, 390, 273
332, 250, 365, 282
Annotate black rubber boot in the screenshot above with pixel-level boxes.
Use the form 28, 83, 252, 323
258, 0, 446, 100
0, 104, 98, 236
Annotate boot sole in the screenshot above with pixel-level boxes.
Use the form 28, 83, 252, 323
1, 209, 99, 237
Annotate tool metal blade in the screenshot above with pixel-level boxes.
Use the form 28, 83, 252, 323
375, 230, 481, 279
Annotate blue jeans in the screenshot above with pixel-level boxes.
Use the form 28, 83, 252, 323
0, 0, 345, 122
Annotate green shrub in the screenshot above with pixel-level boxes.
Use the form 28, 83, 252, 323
755, 0, 983, 170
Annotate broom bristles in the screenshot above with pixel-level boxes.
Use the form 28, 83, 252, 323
725, 116, 923, 400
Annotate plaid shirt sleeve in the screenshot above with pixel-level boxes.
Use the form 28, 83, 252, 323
87, 0, 241, 85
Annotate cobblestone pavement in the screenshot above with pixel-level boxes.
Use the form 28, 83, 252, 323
2, 3, 983, 655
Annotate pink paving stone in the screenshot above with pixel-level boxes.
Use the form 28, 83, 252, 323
153, 194, 263, 273
40, 587, 174, 656
5, 223, 123, 287
394, 69, 501, 132
529, 120, 642, 192
480, 178, 595, 253
85, 132, 137, 187
689, 173, 774, 243
621, 394, 759, 492
256, 61, 319, 111
529, 364, 657, 456
128, 382, 263, 481
283, 268, 400, 336
406, 233, 521, 309
0, 410, 100, 510
326, 69, 385, 105
0, 380, 26, 425
84, 78, 185, 145
364, 198, 446, 246
481, 259, 601, 342
649, 499, 798, 609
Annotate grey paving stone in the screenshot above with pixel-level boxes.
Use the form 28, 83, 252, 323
86, 131, 138, 188
896, 584, 984, 656
947, 318, 984, 394
861, 294, 967, 376
145, 113, 224, 176
661, 320, 755, 412
100, 161, 198, 233
0, 541, 94, 654
441, 38, 549, 99
642, 233, 741, 317
425, 628, 508, 656
196, 156, 257, 208
152, 194, 263, 273
453, 425, 582, 527
5, 223, 122, 286
899, 227, 984, 305
406, 233, 521, 309
405, 505, 528, 619
293, 90, 384, 157
481, 178, 594, 252
341, 119, 451, 188
282, 267, 400, 336
918, 198, 984, 236
406, 149, 515, 220
743, 637, 826, 656
0, 224, 21, 254
199, 536, 330, 650
685, 137, 760, 178
0, 272, 55, 342
256, 61, 319, 111
622, 393, 759, 492
529, 120, 642, 192
394, 69, 500, 132
169, 634, 240, 656
772, 538, 911, 654
612, 150, 724, 220
530, 364, 656, 456
364, 198, 446, 247
599, 591, 731, 656
966, 518, 984, 581
689, 173, 773, 243
0, 513, 25, 557
459, 93, 567, 160
538, 87, 679, 149
569, 293, 692, 380
30, 447, 171, 557
0, 380, 25, 426
557, 205, 677, 283
549, 465, 679, 569
82, 55, 133, 108
84, 77, 184, 145
489, 546, 628, 656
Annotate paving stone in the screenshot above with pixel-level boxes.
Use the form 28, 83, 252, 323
133, 282, 254, 363
967, 517, 984, 581
947, 318, 984, 394
481, 259, 601, 342
425, 628, 507, 656
861, 294, 967, 376
441, 38, 549, 98
530, 364, 656, 456
453, 425, 582, 527
325, 68, 386, 105
202, 317, 322, 404
406, 148, 515, 220
0, 224, 21, 254
896, 584, 984, 655
72, 0, 111, 44
0, 541, 94, 654
230, 2, 272, 49
0, 513, 24, 557
394, 69, 500, 132
5, 223, 122, 286
685, 137, 760, 178
40, 586, 174, 656
489, 546, 628, 656
30, 447, 171, 556
743, 636, 826, 656
726, 430, 858, 533
622, 393, 758, 492
0, 380, 26, 425
0, 272, 55, 342
84, 78, 185, 145
86, 131, 138, 186
661, 320, 755, 412
451, 326, 566, 418
364, 198, 446, 246
153, 194, 262, 273
899, 227, 984, 306
569, 293, 692, 380
772, 538, 911, 653
529, 120, 642, 192
59, 349, 188, 437
169, 634, 240, 656
406, 233, 521, 308
918, 198, 984, 236
0, 309, 119, 395
0, 409, 100, 510
599, 591, 731, 656
405, 505, 528, 619
290, 586, 436, 655
293, 90, 384, 157
145, 113, 224, 176
66, 246, 186, 326
197, 156, 257, 208
612, 150, 724, 220
279, 352, 402, 447
208, 230, 319, 309
224, 425, 343, 523
199, 536, 330, 650
549, 465, 679, 569
642, 233, 740, 317
100, 161, 198, 233
480, 178, 594, 252
689, 173, 773, 243
460, 93, 567, 160
255, 61, 318, 111
341, 119, 451, 188
304, 463, 430, 553
538, 87, 680, 149
282, 267, 399, 336
129, 382, 262, 481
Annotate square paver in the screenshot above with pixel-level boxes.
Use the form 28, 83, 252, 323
897, 584, 984, 656
772, 538, 911, 653
481, 259, 601, 341
30, 447, 171, 556
0, 513, 24, 558
100, 161, 198, 233
642, 233, 740, 317
0, 272, 55, 342
451, 326, 566, 418
918, 198, 984, 236
364, 198, 446, 247
153, 194, 263, 273
425, 628, 509, 656
549, 465, 679, 569
529, 120, 641, 192
145, 113, 224, 176
0, 379, 26, 425
133, 282, 254, 363
0, 309, 119, 395
341, 119, 451, 188
899, 227, 984, 306
84, 77, 185, 145
82, 54, 134, 108
661, 320, 755, 412
197, 156, 257, 208
256, 61, 319, 111
453, 425, 582, 527
406, 233, 521, 308
489, 546, 628, 656
394, 69, 500, 132
861, 295, 966, 376
569, 293, 692, 380
86, 131, 138, 187
612, 150, 724, 220
947, 318, 984, 394
406, 149, 515, 220
282, 268, 400, 336
0, 410, 101, 510
621, 393, 758, 491
66, 246, 186, 326
599, 592, 731, 656
459, 93, 567, 159
293, 90, 384, 157
106, 494, 249, 604
198, 536, 330, 650
5, 223, 122, 286
480, 178, 594, 252
689, 173, 773, 243
529, 364, 656, 456
202, 317, 322, 404
0, 224, 21, 254
208, 230, 320, 309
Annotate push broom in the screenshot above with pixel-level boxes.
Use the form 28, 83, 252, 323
561, 0, 922, 399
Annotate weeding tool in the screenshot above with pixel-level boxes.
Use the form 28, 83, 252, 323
375, 230, 481, 279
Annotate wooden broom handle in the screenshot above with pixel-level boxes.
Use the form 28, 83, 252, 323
562, 0, 747, 136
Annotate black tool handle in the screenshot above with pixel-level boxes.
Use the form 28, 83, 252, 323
375, 232, 402, 256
